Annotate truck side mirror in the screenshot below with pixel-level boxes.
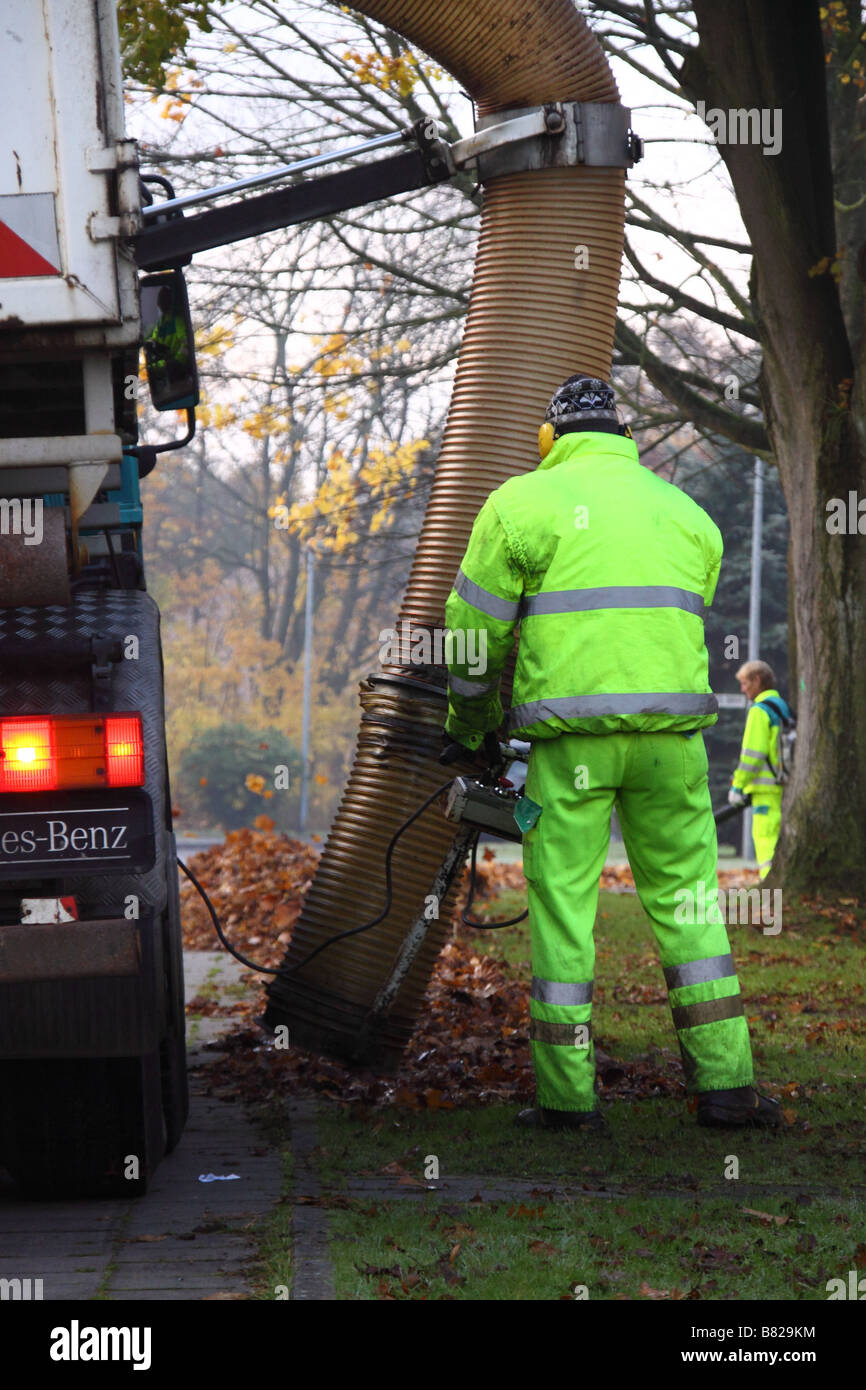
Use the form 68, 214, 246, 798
140, 270, 200, 412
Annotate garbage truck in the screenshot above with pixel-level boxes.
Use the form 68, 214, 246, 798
0, 0, 196, 1197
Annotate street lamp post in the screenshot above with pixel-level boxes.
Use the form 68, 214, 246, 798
299, 545, 314, 835
742, 456, 764, 860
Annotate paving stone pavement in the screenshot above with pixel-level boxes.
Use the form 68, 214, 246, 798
0, 950, 282, 1302
287, 1099, 336, 1300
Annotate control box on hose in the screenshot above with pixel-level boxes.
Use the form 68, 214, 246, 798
443, 741, 530, 843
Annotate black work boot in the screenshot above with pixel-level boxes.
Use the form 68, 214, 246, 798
515, 1106, 605, 1132
696, 1085, 782, 1129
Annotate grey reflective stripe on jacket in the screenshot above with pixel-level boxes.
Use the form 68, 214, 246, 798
506, 691, 718, 731
453, 567, 520, 622
520, 585, 706, 619
448, 674, 500, 699
663, 953, 737, 990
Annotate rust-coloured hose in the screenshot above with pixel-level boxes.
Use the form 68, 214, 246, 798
264, 0, 625, 1066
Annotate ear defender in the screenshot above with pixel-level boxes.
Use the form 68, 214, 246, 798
538, 421, 556, 460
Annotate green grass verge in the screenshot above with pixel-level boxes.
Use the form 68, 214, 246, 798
269, 889, 866, 1299
327, 1192, 866, 1301
314, 1096, 863, 1194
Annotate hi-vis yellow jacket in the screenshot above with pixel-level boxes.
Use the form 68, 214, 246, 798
731, 690, 787, 796
443, 431, 722, 749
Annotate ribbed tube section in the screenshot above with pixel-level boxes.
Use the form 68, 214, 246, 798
265, 0, 625, 1066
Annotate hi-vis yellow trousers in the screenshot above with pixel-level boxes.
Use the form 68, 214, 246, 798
520, 730, 755, 1112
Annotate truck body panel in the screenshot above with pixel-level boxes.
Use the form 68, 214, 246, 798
0, 0, 188, 1195
0, 0, 138, 335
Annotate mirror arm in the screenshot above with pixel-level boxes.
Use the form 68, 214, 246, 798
129, 409, 196, 478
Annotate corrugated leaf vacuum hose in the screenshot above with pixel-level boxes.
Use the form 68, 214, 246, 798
263, 0, 626, 1069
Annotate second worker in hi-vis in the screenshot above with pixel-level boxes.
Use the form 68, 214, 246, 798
441, 373, 781, 1132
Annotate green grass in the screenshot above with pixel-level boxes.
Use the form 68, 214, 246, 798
222, 981, 250, 999
462, 890, 532, 969
314, 1096, 864, 1195
91, 1206, 133, 1300
250, 1146, 294, 1300
264, 888, 866, 1299
327, 1193, 865, 1300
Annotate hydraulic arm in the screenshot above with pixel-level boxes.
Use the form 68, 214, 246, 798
135, 104, 641, 271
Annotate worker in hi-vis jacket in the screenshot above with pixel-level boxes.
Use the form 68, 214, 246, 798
440, 374, 780, 1131
728, 660, 791, 879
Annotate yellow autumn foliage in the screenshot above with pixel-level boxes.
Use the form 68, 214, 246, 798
341, 46, 442, 97
283, 437, 428, 550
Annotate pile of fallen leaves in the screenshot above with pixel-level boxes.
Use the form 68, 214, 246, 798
454, 847, 761, 906
180, 827, 319, 962
797, 894, 866, 939
180, 827, 764, 1111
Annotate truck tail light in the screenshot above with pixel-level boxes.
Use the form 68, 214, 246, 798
104, 716, 145, 787
0, 714, 145, 793
0, 718, 55, 792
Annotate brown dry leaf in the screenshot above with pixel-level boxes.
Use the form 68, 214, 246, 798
741, 1208, 789, 1226
443, 1223, 476, 1241
129, 1234, 166, 1243
638, 1282, 672, 1300
528, 1239, 557, 1257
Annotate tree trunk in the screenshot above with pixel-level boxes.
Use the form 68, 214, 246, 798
687, 0, 866, 893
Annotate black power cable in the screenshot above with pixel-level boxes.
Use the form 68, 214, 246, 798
177, 774, 529, 976
461, 827, 529, 929
102, 528, 123, 588
178, 855, 279, 974
277, 779, 455, 976
177, 778, 453, 976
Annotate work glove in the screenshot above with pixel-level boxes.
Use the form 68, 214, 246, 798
727, 787, 749, 807
439, 730, 502, 770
